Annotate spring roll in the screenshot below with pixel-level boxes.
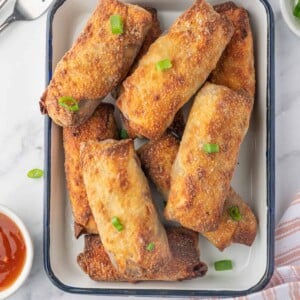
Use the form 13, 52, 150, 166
139, 134, 257, 250
203, 188, 257, 251
77, 227, 207, 282
165, 83, 252, 232
210, 2, 255, 98
117, 0, 234, 139
40, 0, 152, 127
80, 139, 171, 278
63, 104, 118, 238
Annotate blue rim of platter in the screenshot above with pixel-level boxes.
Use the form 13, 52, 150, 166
43, 0, 275, 296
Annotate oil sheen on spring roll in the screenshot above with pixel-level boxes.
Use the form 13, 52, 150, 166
139, 134, 257, 250
63, 104, 118, 238
77, 227, 207, 282
165, 83, 252, 232
80, 139, 171, 278
117, 0, 234, 139
210, 2, 255, 98
40, 0, 152, 127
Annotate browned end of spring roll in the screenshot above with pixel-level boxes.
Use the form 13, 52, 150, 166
210, 1, 255, 98
117, 0, 234, 139
203, 188, 257, 250
77, 227, 207, 282
40, 0, 152, 127
165, 83, 253, 232
63, 103, 118, 238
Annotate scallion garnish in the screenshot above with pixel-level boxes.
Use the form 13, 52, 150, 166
110, 15, 123, 34
294, 0, 300, 18
228, 206, 242, 221
58, 96, 79, 112
214, 260, 233, 271
156, 59, 172, 71
203, 143, 219, 154
146, 243, 155, 251
27, 168, 44, 179
112, 217, 124, 232
120, 129, 129, 139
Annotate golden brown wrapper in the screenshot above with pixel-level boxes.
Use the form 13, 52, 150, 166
210, 2, 255, 98
165, 83, 253, 232
138, 134, 257, 250
117, 0, 234, 139
40, 0, 152, 127
80, 139, 171, 279
63, 104, 118, 238
77, 227, 207, 282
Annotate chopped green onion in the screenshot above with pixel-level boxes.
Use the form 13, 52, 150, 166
120, 129, 129, 139
214, 260, 233, 271
58, 96, 79, 112
112, 217, 124, 232
146, 243, 155, 251
156, 59, 172, 71
294, 0, 300, 18
203, 143, 219, 154
27, 168, 44, 179
110, 15, 123, 34
228, 206, 242, 221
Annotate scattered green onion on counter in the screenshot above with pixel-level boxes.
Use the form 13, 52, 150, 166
228, 206, 242, 221
110, 15, 123, 34
58, 96, 79, 112
156, 59, 172, 71
112, 216, 124, 232
27, 168, 44, 179
214, 260, 233, 271
203, 143, 219, 154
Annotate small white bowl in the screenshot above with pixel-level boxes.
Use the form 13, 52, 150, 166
280, 0, 300, 37
0, 205, 34, 299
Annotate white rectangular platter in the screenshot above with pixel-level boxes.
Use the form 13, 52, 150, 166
43, 0, 275, 297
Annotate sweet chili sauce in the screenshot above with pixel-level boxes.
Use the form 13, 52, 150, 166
0, 213, 26, 291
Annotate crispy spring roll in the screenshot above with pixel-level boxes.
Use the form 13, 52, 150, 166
165, 83, 252, 232
40, 0, 152, 127
210, 2, 255, 97
63, 104, 118, 238
203, 188, 257, 251
117, 0, 234, 139
139, 134, 257, 250
80, 139, 171, 278
77, 227, 207, 282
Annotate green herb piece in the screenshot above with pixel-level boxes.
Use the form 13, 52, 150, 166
294, 0, 300, 18
156, 59, 172, 71
214, 260, 233, 271
146, 243, 155, 251
58, 96, 79, 112
112, 217, 124, 232
203, 143, 219, 154
228, 206, 242, 221
110, 15, 123, 34
27, 168, 44, 179
120, 129, 129, 139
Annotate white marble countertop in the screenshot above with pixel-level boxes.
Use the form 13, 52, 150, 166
0, 0, 299, 299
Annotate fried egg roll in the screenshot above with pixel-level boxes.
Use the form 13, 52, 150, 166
117, 0, 234, 139
77, 227, 207, 282
80, 139, 171, 278
165, 83, 252, 232
63, 104, 118, 238
40, 0, 152, 127
203, 188, 257, 251
139, 134, 257, 250
210, 2, 255, 97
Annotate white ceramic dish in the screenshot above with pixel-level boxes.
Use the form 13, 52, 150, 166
0, 205, 34, 299
43, 0, 275, 297
280, 0, 300, 37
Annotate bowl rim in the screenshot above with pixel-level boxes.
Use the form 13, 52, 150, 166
0, 205, 34, 299
280, 0, 300, 37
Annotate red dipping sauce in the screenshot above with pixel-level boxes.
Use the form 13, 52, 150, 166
0, 213, 26, 291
